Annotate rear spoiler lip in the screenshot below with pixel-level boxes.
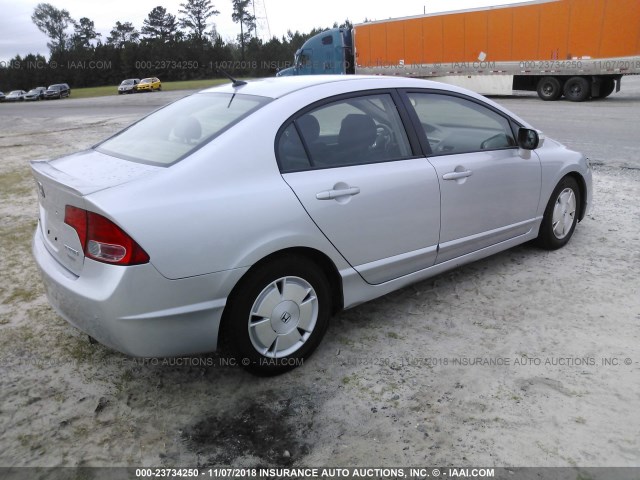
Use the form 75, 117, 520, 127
30, 159, 107, 197
30, 149, 163, 197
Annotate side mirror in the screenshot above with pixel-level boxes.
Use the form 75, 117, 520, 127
518, 128, 542, 150
517, 128, 545, 159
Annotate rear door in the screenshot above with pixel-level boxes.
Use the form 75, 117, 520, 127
277, 91, 441, 285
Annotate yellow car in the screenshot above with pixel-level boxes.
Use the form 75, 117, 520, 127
136, 77, 161, 92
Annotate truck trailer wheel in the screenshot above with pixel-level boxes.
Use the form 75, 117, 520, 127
563, 77, 591, 102
537, 77, 562, 101
594, 78, 615, 99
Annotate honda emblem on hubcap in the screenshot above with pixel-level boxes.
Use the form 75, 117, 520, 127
280, 311, 292, 324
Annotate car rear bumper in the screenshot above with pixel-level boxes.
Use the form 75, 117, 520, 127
33, 226, 247, 357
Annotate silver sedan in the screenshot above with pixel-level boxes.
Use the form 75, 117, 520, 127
31, 76, 592, 374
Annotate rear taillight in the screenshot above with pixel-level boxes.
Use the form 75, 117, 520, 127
64, 206, 149, 266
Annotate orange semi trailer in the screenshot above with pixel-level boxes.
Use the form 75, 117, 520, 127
279, 0, 640, 101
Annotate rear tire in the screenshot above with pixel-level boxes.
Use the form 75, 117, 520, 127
563, 77, 591, 102
537, 76, 562, 101
223, 255, 331, 375
536, 176, 581, 250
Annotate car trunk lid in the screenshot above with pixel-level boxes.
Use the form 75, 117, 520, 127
31, 149, 160, 276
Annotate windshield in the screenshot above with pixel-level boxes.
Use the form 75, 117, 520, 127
121, 80, 134, 85
96, 92, 271, 166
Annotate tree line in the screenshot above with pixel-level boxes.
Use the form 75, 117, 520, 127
0, 1, 352, 90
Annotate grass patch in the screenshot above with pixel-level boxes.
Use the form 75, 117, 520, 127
161, 78, 231, 91
60, 335, 99, 363
0, 217, 41, 306
114, 369, 135, 394
0, 324, 37, 347
3, 287, 38, 305
342, 375, 354, 385
17, 434, 34, 447
0, 169, 33, 199
71, 78, 232, 99
1, 217, 37, 256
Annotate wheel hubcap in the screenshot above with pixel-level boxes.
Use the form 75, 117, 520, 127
551, 188, 577, 240
248, 276, 318, 358
271, 301, 300, 335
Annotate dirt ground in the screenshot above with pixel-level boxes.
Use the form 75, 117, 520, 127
0, 82, 639, 469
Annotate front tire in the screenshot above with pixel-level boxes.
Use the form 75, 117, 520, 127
536, 176, 581, 250
223, 255, 331, 375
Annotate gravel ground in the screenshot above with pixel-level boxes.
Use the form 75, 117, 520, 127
0, 79, 639, 469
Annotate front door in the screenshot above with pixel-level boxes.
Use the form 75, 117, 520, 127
404, 91, 542, 263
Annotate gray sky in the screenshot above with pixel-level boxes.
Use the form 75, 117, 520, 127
0, 0, 525, 63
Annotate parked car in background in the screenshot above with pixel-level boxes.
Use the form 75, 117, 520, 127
118, 78, 140, 94
136, 77, 161, 92
30, 76, 592, 374
5, 90, 26, 101
0, 91, 5, 102
44, 84, 70, 99
24, 87, 47, 101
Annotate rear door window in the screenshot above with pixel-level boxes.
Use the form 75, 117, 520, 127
277, 93, 413, 172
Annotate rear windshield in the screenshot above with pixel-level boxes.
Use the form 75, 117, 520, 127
96, 92, 270, 166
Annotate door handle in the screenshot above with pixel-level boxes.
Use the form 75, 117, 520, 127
316, 186, 360, 200
442, 170, 473, 180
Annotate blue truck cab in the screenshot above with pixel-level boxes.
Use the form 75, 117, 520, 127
277, 27, 354, 76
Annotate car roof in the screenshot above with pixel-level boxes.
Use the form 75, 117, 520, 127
198, 75, 531, 126
200, 75, 473, 99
